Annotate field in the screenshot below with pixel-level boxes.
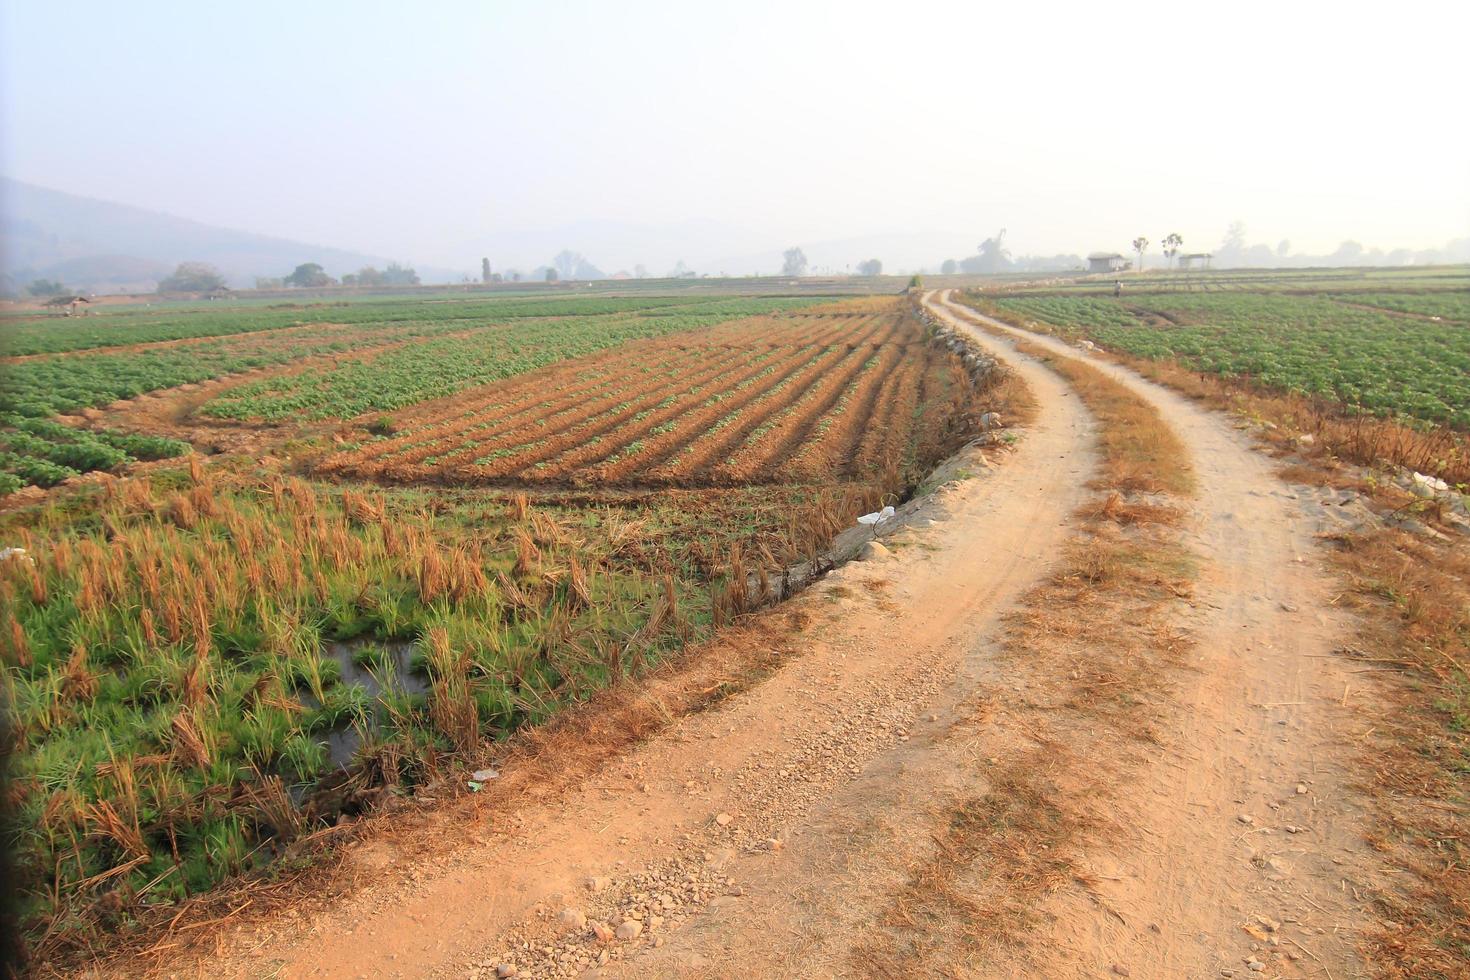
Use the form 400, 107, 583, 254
963, 269, 1470, 429
0, 288, 993, 954
320, 307, 970, 490
1020, 264, 1469, 297
0, 294, 815, 358
0, 294, 826, 492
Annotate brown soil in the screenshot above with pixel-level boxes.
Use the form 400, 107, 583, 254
841, 355, 919, 478
457, 349, 764, 483
576, 348, 819, 485
524, 351, 795, 484
323, 353, 651, 474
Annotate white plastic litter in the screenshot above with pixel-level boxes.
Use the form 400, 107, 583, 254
0, 547, 32, 564
857, 506, 896, 526
1412, 472, 1449, 493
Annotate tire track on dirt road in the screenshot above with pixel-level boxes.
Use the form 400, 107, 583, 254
933, 290, 1378, 979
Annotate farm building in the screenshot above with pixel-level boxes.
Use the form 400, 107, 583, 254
42, 295, 91, 315
1087, 252, 1131, 273
1179, 252, 1214, 270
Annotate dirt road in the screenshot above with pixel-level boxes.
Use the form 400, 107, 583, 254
147, 291, 1381, 979
929, 291, 1377, 977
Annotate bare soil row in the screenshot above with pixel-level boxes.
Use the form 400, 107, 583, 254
324, 310, 975, 489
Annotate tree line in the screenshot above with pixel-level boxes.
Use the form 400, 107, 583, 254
254, 262, 420, 289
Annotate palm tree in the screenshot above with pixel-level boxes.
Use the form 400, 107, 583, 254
1162, 232, 1183, 270
1131, 236, 1150, 272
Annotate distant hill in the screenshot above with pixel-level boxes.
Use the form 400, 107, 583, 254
0, 177, 429, 293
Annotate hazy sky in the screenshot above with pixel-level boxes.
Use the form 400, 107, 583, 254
4, 0, 1467, 272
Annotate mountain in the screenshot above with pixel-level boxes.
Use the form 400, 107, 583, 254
0, 177, 432, 292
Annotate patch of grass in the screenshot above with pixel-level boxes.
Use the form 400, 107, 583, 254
1022, 345, 1195, 497
1323, 528, 1470, 977
856, 750, 1086, 973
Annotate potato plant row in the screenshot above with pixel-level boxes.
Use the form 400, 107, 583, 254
1325, 290, 1470, 322
0, 415, 190, 493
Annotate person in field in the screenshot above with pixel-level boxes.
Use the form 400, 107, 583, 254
1114, 280, 1122, 297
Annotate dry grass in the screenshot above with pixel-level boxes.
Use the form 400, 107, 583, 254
985, 368, 1041, 430
1321, 528, 1470, 977
1122, 356, 1470, 487
1079, 490, 1185, 527
858, 746, 1090, 973
1012, 337, 1194, 497
942, 298, 1193, 497
814, 295, 906, 314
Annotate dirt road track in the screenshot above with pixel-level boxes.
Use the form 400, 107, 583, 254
930, 291, 1376, 978
138, 291, 1381, 979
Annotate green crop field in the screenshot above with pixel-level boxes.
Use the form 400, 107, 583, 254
1324, 290, 1470, 321
966, 273, 1470, 428
1029, 264, 1469, 296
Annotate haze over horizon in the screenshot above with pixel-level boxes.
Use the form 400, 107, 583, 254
3, 0, 1468, 277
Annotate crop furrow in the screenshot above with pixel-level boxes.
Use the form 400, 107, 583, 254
642, 343, 855, 483
702, 343, 878, 484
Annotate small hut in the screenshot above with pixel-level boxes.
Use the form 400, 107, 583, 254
1087, 253, 1131, 273
43, 295, 91, 315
